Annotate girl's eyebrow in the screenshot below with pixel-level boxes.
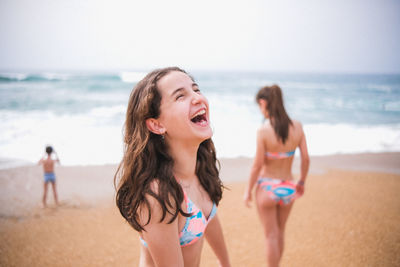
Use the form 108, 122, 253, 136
171, 87, 184, 97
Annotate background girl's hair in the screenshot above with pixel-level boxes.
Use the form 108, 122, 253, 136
256, 84, 292, 144
114, 67, 223, 232
45, 146, 53, 154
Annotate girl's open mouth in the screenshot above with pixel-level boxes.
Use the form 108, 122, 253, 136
191, 109, 208, 126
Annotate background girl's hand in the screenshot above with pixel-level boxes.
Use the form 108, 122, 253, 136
218, 260, 232, 267
296, 182, 305, 196
243, 191, 252, 208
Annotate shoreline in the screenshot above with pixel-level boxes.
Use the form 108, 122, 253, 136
0, 152, 399, 218
1, 151, 400, 173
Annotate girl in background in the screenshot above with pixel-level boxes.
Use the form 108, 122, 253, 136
38, 145, 60, 207
244, 85, 310, 267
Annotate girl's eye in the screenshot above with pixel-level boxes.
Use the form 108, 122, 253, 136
194, 88, 201, 93
176, 94, 184, 100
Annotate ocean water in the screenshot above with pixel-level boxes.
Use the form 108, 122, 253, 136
0, 71, 399, 167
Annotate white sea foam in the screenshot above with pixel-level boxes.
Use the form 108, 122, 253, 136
213, 121, 400, 158
0, 109, 124, 167
40, 72, 71, 81
1, 107, 399, 168
0, 72, 73, 81
303, 123, 400, 156
88, 105, 126, 117
119, 71, 147, 83
207, 92, 400, 158
0, 72, 28, 81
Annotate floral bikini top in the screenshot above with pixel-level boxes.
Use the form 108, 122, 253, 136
140, 190, 217, 247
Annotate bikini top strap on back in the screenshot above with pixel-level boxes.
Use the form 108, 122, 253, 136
265, 149, 295, 159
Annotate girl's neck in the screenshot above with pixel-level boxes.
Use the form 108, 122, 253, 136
168, 140, 199, 183
266, 117, 274, 125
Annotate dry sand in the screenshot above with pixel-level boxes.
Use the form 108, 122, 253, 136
0, 153, 399, 266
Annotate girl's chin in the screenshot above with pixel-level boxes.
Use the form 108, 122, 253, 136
199, 134, 213, 142
190, 133, 213, 145
197, 128, 213, 140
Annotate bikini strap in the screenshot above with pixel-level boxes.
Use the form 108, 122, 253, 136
208, 203, 217, 221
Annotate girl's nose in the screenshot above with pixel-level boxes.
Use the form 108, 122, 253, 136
191, 91, 203, 105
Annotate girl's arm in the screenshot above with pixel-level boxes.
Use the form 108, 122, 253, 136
243, 128, 265, 207
296, 124, 310, 195
205, 214, 231, 267
53, 151, 60, 164
140, 193, 184, 267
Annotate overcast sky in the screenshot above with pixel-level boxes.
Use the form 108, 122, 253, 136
1, 0, 399, 73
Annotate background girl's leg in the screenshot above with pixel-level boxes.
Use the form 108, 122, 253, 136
51, 182, 59, 205
256, 188, 280, 267
42, 182, 48, 207
276, 202, 294, 261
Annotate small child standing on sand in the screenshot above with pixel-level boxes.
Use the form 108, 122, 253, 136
38, 146, 60, 207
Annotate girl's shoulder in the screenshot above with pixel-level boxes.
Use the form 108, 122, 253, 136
142, 179, 180, 212
291, 119, 304, 130
289, 120, 306, 141
138, 179, 179, 225
258, 120, 273, 132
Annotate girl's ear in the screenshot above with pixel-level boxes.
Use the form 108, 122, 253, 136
145, 118, 166, 135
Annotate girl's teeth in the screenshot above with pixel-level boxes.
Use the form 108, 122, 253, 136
192, 109, 205, 119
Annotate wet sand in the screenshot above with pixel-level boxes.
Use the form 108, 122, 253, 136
0, 153, 399, 266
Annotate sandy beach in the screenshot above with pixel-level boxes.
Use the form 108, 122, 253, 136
0, 153, 399, 266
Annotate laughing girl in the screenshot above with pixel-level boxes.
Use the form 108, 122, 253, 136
115, 67, 231, 267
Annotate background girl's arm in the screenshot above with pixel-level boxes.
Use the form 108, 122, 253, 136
140, 193, 184, 267
205, 214, 231, 267
297, 124, 310, 195
243, 128, 265, 207
53, 150, 60, 164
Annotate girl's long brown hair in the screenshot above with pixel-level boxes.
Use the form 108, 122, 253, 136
256, 84, 292, 144
114, 67, 223, 232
